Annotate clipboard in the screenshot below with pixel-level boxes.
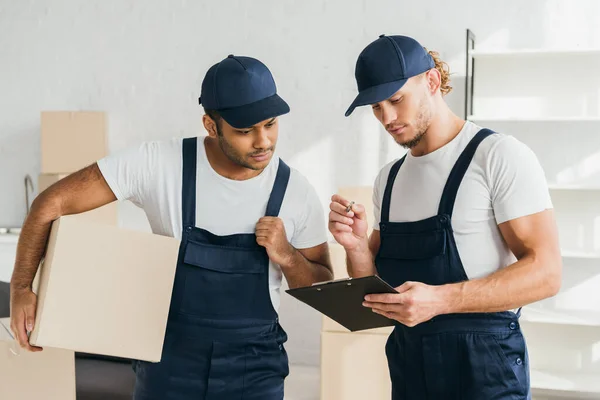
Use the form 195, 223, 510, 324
286, 275, 398, 332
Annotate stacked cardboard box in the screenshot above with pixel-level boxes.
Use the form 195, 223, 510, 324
39, 111, 117, 225
321, 186, 393, 400
0, 318, 76, 399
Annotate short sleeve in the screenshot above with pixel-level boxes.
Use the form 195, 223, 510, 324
96, 141, 160, 208
290, 182, 328, 249
373, 161, 395, 230
486, 136, 553, 224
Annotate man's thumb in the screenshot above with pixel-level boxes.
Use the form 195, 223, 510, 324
24, 305, 35, 332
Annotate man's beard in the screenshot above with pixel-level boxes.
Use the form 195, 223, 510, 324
398, 99, 431, 149
216, 126, 273, 170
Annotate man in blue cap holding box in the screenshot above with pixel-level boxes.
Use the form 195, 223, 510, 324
329, 34, 562, 399
10, 54, 332, 399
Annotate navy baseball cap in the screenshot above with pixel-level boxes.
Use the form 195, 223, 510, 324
199, 55, 290, 129
345, 34, 435, 116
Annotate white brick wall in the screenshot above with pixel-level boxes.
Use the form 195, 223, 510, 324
1, 0, 600, 366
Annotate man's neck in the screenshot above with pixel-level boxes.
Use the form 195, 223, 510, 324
203, 136, 264, 181
410, 106, 465, 157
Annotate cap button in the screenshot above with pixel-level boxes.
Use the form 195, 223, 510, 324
227, 54, 235, 58
379, 34, 386, 38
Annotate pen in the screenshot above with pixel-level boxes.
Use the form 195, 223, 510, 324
345, 201, 355, 213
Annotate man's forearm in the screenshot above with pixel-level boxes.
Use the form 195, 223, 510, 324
346, 240, 376, 278
10, 197, 60, 291
280, 248, 333, 289
441, 253, 561, 314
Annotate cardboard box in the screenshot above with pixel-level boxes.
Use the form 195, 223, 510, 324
321, 331, 391, 400
41, 111, 107, 174
0, 318, 76, 400
38, 173, 118, 225
29, 215, 180, 362
322, 243, 394, 335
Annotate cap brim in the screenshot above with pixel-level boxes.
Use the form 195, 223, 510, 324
344, 79, 408, 117
218, 94, 290, 129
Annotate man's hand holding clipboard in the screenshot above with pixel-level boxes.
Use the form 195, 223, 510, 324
286, 196, 400, 332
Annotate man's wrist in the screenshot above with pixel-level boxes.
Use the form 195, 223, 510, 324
438, 282, 464, 315
346, 237, 370, 257
10, 281, 32, 293
279, 243, 300, 269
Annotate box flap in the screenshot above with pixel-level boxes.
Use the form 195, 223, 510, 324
0, 317, 14, 341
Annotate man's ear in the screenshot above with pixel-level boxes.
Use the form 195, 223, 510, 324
425, 68, 441, 95
202, 114, 218, 138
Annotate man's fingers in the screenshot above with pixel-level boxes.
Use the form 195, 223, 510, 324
255, 223, 272, 231
256, 234, 271, 242
25, 304, 35, 333
257, 217, 281, 226
329, 211, 354, 226
14, 312, 30, 349
395, 281, 415, 293
363, 302, 398, 312
364, 293, 402, 303
349, 203, 367, 221
330, 195, 366, 216
329, 222, 352, 233
330, 194, 350, 206
329, 201, 354, 216
371, 308, 397, 320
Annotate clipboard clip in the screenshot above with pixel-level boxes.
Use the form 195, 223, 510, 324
311, 277, 353, 286
311, 277, 354, 291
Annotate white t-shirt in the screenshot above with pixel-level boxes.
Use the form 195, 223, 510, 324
373, 121, 553, 280
97, 136, 328, 311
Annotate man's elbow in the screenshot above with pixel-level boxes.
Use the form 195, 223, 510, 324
541, 254, 562, 298
29, 192, 62, 223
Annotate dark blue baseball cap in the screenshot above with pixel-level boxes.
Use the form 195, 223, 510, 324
199, 55, 290, 129
345, 34, 435, 117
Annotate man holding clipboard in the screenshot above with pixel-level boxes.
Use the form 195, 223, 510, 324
329, 34, 562, 399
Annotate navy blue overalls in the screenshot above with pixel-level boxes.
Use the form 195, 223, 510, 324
133, 137, 290, 399
376, 129, 531, 400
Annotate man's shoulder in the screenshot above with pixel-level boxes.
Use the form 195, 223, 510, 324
132, 137, 190, 168
374, 156, 406, 189
473, 126, 535, 165
282, 160, 314, 192
118, 136, 184, 158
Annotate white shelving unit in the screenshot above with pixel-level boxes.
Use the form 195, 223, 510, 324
531, 369, 600, 399
561, 250, 600, 259
468, 116, 600, 122
520, 307, 600, 327
549, 185, 600, 192
465, 29, 600, 399
471, 48, 600, 59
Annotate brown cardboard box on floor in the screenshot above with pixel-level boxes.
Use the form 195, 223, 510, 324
321, 331, 391, 400
38, 173, 118, 225
321, 242, 394, 335
0, 318, 76, 400
41, 111, 107, 174
28, 215, 180, 362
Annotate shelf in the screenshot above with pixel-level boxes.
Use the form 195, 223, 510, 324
531, 368, 600, 396
0, 234, 19, 245
471, 48, 600, 59
561, 250, 600, 259
520, 307, 600, 327
549, 185, 600, 191
468, 115, 600, 122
